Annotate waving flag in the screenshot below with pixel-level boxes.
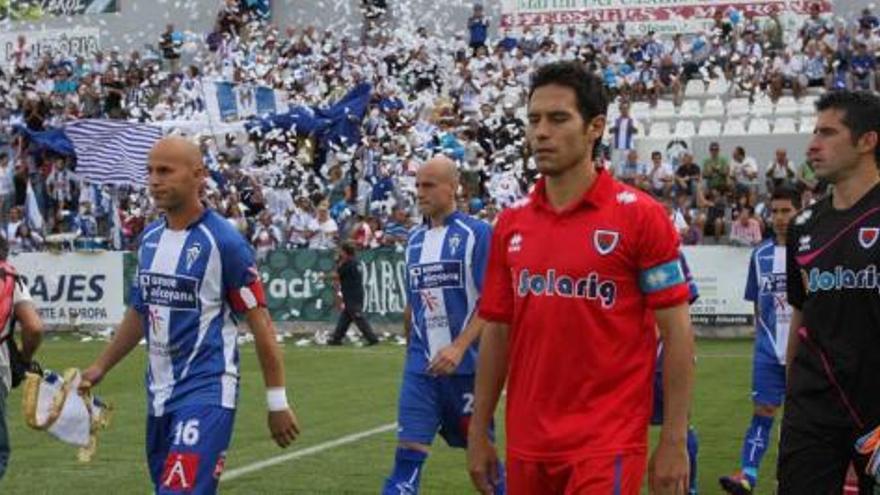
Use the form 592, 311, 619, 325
64, 120, 163, 187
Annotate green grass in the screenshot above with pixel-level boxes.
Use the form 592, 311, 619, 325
1, 338, 777, 494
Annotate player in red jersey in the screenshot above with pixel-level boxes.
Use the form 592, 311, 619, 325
466, 61, 695, 495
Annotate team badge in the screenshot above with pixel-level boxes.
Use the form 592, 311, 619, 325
185, 242, 202, 271
508, 233, 523, 253
859, 227, 880, 249
448, 233, 462, 256
593, 230, 620, 255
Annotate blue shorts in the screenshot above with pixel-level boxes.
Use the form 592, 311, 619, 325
146, 405, 235, 494
751, 356, 786, 407
397, 371, 493, 448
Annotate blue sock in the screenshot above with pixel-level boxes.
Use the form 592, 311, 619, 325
382, 448, 428, 495
740, 415, 774, 486
687, 426, 699, 495
494, 460, 506, 495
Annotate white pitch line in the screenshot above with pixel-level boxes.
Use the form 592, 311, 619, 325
220, 422, 397, 483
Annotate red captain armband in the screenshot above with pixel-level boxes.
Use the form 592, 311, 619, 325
227, 270, 267, 312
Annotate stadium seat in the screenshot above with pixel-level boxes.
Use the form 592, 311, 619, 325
799, 95, 819, 114
631, 102, 652, 122
727, 98, 751, 117
751, 94, 774, 117
702, 98, 725, 118
773, 117, 797, 134
685, 79, 706, 97
775, 96, 799, 116
799, 115, 817, 134
723, 119, 748, 136
678, 100, 702, 118
698, 120, 722, 136
705, 78, 730, 97
748, 118, 772, 135
649, 121, 671, 138
674, 120, 697, 138
653, 100, 676, 120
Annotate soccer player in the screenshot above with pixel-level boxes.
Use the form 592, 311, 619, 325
780, 90, 880, 493
79, 137, 300, 494
652, 253, 701, 495
382, 155, 502, 495
719, 187, 800, 495
467, 61, 694, 495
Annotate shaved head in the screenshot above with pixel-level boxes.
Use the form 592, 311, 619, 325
149, 136, 204, 171
416, 155, 460, 223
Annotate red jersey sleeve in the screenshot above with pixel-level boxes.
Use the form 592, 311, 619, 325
478, 211, 515, 323
635, 200, 690, 309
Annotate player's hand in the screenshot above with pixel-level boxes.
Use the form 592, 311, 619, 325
467, 431, 501, 495
648, 438, 689, 495
78, 364, 105, 395
426, 343, 464, 376
268, 407, 300, 448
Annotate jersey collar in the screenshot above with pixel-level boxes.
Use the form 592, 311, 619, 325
163, 206, 210, 232
422, 210, 463, 228
531, 167, 613, 215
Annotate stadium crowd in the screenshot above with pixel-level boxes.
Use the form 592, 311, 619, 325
0, 0, 877, 255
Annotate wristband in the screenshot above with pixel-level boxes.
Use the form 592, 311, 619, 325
266, 387, 289, 412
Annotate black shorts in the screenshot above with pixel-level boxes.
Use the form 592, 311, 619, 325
778, 402, 876, 494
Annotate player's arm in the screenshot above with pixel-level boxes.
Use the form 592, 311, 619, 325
244, 304, 301, 448
650, 303, 695, 494
402, 303, 412, 345
80, 306, 144, 390
785, 308, 803, 370
427, 314, 485, 376
467, 320, 508, 495
15, 300, 42, 363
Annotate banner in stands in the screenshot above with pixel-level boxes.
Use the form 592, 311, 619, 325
500, 0, 832, 35
0, 0, 118, 21
0, 27, 100, 67
681, 245, 753, 326
12, 251, 125, 325
211, 81, 281, 122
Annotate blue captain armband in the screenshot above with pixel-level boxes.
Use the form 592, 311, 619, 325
639, 259, 687, 294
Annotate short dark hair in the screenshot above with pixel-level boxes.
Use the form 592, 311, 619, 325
340, 241, 357, 257
771, 186, 802, 210
815, 90, 880, 162
529, 61, 609, 128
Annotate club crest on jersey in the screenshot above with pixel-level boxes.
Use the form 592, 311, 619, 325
508, 233, 523, 253
859, 227, 879, 249
593, 230, 620, 255
185, 242, 202, 271
448, 233, 462, 256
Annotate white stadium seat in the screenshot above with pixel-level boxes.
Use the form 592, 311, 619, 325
702, 98, 725, 118
800, 95, 819, 114
653, 100, 676, 120
631, 102, 652, 122
775, 96, 799, 116
751, 94, 774, 117
727, 98, 751, 117
748, 118, 772, 135
723, 119, 748, 136
685, 79, 706, 97
674, 120, 697, 138
799, 115, 817, 134
649, 121, 671, 138
678, 100, 702, 118
773, 117, 797, 134
706, 78, 730, 97
698, 120, 722, 136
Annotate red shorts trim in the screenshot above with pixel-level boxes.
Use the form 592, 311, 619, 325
508, 453, 646, 495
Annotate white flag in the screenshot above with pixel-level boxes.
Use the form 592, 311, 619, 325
25, 181, 44, 232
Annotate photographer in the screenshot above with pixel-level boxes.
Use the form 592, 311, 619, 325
0, 235, 43, 482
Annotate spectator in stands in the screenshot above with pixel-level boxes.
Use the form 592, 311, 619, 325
702, 142, 731, 196
797, 158, 820, 194
158, 24, 183, 74
11, 222, 43, 254
616, 149, 649, 189
467, 3, 490, 52
675, 152, 701, 198
309, 201, 339, 250
730, 146, 759, 197
287, 196, 316, 249
647, 150, 675, 198
608, 101, 638, 166
766, 148, 797, 192
769, 49, 805, 101
73, 201, 98, 238
383, 206, 411, 246
850, 43, 877, 91
252, 210, 283, 261
0, 150, 12, 228
729, 205, 763, 246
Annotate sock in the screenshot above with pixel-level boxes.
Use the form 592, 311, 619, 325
687, 426, 699, 495
382, 448, 428, 495
494, 460, 506, 495
740, 415, 774, 486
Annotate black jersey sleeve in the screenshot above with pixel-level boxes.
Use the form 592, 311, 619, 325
786, 220, 806, 311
